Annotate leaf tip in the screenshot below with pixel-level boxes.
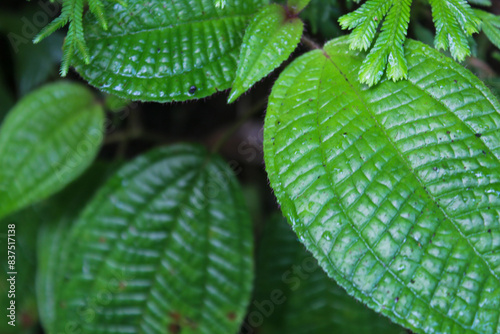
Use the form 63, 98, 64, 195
227, 89, 241, 104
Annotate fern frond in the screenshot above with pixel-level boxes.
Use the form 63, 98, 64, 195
339, 0, 392, 51
358, 0, 412, 86
475, 9, 500, 49
33, 0, 123, 76
339, 0, 482, 86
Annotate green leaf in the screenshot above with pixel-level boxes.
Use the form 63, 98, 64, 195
37, 161, 121, 334
74, 0, 266, 102
228, 4, 303, 103
52, 144, 254, 334
251, 214, 405, 334
264, 36, 500, 334
0, 82, 105, 220
475, 10, 500, 49
288, 0, 311, 13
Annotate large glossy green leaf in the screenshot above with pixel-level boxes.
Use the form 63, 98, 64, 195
0, 82, 105, 220
228, 4, 303, 103
264, 36, 500, 334
75, 0, 266, 102
37, 162, 120, 334
53, 144, 253, 334
250, 214, 405, 334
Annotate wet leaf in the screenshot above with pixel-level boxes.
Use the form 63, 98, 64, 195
264, 36, 500, 334
228, 4, 303, 103
75, 0, 266, 102
251, 214, 405, 334
0, 82, 104, 219
53, 144, 254, 334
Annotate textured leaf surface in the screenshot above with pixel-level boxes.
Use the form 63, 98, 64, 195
0, 82, 104, 220
53, 144, 253, 334
75, 0, 266, 102
264, 36, 500, 334
37, 162, 120, 334
228, 4, 303, 103
251, 214, 405, 334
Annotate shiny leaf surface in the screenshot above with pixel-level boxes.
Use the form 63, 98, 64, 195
75, 0, 266, 102
228, 4, 303, 103
0, 82, 104, 220
264, 36, 500, 334
252, 214, 405, 334
53, 144, 253, 334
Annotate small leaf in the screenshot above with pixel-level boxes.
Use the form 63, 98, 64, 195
228, 4, 303, 103
0, 82, 104, 220
288, 0, 311, 14
252, 214, 405, 334
264, 36, 500, 334
75, 0, 266, 102
53, 144, 254, 334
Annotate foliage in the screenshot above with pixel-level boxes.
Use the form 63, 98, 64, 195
33, 0, 125, 76
252, 214, 405, 334
263, 36, 500, 334
1, 0, 499, 333
0, 82, 104, 220
57, 0, 265, 102
338, 0, 500, 86
229, 3, 303, 102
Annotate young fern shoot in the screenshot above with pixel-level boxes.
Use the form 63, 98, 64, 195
33, 0, 124, 76
339, 0, 482, 86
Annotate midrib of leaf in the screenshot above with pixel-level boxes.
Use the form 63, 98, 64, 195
136, 163, 206, 331
85, 13, 255, 40
70, 153, 237, 331
266, 45, 499, 333
327, 45, 500, 162
77, 157, 203, 296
